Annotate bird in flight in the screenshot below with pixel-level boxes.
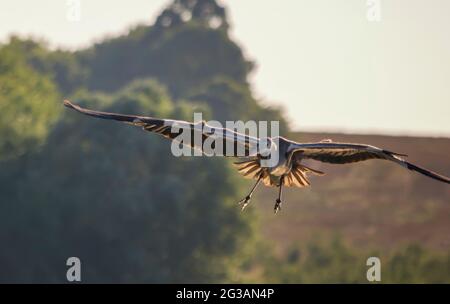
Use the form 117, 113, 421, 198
64, 100, 450, 214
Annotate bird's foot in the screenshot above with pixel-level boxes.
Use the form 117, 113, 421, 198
238, 195, 252, 211
274, 199, 282, 214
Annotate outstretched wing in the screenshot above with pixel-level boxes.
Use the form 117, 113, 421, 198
290, 141, 450, 184
63, 100, 259, 157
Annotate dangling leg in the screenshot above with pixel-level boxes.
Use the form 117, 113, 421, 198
274, 175, 285, 214
238, 175, 262, 211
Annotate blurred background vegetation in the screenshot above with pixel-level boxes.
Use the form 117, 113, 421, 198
0, 0, 448, 283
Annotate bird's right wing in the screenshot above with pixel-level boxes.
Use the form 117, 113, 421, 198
64, 100, 259, 157
289, 141, 450, 184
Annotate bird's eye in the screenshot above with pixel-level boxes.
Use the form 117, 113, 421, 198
204, 127, 215, 135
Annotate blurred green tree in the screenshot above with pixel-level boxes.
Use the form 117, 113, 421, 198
0, 79, 256, 283
261, 236, 450, 283
0, 42, 60, 160
187, 76, 288, 133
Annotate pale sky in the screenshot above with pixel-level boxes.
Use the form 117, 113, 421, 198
1, 0, 449, 137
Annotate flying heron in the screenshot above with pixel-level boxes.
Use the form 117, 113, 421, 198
63, 100, 450, 213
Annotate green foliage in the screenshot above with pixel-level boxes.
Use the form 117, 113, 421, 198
155, 0, 229, 31
0, 0, 270, 283
0, 79, 255, 283
384, 244, 450, 283
78, 22, 252, 98
0, 42, 60, 160
4, 37, 88, 94
261, 236, 450, 283
187, 76, 287, 132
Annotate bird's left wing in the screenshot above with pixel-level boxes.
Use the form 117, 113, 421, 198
63, 100, 259, 157
289, 141, 450, 184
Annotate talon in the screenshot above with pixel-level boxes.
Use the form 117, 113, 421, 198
274, 205, 280, 214
274, 199, 282, 214
237, 176, 262, 212
237, 195, 251, 205
238, 196, 251, 211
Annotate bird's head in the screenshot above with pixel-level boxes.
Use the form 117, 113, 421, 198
258, 137, 276, 156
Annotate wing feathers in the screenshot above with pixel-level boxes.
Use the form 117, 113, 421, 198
404, 161, 450, 184
64, 100, 258, 157
292, 142, 449, 185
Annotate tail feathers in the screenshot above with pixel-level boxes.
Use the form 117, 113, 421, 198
299, 164, 325, 176
405, 161, 450, 184
292, 169, 310, 187
234, 160, 262, 179
283, 168, 310, 187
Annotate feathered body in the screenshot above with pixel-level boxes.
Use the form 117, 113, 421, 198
234, 137, 324, 187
